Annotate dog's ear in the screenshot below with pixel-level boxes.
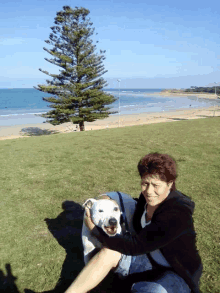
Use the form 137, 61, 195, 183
82, 198, 96, 209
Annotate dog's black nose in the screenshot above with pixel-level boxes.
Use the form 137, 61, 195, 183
109, 218, 117, 226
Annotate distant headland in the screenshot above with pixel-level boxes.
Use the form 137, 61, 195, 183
158, 86, 220, 100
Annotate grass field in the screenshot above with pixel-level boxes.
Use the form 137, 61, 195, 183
0, 117, 220, 293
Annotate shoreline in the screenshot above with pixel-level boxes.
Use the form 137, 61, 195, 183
156, 91, 220, 100
0, 105, 219, 141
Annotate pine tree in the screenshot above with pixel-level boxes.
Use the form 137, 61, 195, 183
34, 6, 117, 131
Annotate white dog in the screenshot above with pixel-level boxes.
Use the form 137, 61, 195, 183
82, 192, 137, 264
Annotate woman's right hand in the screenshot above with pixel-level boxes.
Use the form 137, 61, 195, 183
84, 207, 95, 231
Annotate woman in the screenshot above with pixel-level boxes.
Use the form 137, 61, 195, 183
65, 153, 203, 293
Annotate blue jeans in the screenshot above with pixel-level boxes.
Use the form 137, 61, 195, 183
114, 254, 191, 293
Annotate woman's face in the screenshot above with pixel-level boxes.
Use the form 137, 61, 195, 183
141, 174, 173, 207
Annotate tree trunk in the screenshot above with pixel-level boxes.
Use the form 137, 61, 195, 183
79, 121, 85, 131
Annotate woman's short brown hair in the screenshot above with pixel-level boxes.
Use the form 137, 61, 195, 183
137, 153, 178, 191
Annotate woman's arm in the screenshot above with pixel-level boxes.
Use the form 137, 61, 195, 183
92, 203, 194, 255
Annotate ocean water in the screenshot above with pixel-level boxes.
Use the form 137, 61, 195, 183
0, 88, 219, 126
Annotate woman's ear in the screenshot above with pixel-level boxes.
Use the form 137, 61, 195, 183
168, 181, 173, 190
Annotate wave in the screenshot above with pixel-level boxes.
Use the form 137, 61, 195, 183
0, 112, 47, 117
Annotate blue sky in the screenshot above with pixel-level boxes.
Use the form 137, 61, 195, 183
1, 0, 220, 89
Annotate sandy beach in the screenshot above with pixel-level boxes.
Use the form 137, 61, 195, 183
0, 105, 219, 141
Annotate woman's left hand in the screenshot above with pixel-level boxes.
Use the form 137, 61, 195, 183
84, 207, 95, 231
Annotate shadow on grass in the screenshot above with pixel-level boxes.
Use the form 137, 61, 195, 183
167, 117, 188, 121
27, 200, 121, 293
20, 127, 59, 137
0, 263, 20, 293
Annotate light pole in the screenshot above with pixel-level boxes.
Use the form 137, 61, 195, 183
214, 82, 217, 117
117, 79, 121, 127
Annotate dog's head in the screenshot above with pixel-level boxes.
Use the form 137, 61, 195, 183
83, 196, 122, 236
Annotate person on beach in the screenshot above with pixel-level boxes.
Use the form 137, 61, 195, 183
65, 153, 203, 293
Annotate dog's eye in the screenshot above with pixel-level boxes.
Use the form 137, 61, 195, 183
114, 207, 118, 211
99, 209, 104, 212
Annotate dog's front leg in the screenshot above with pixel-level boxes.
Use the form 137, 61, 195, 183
82, 224, 103, 264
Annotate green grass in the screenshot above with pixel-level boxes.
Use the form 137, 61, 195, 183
1, 117, 220, 293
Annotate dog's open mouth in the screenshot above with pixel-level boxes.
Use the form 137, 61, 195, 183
104, 226, 117, 235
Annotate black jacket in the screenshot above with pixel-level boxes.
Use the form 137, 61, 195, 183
93, 190, 203, 293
